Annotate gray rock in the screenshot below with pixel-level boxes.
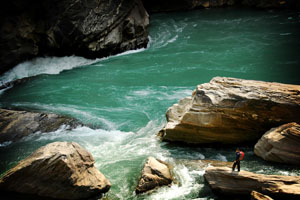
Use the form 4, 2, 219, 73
0, 0, 149, 74
0, 108, 81, 143
0, 141, 111, 199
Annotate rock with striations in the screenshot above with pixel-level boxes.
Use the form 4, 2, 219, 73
0, 141, 111, 199
0, 0, 149, 75
136, 157, 173, 194
204, 167, 300, 200
251, 191, 273, 200
0, 108, 81, 144
142, 0, 300, 13
254, 122, 300, 165
159, 77, 300, 145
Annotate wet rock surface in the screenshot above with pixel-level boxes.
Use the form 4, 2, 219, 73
160, 77, 300, 145
0, 141, 111, 199
0, 108, 81, 143
136, 157, 172, 194
254, 122, 300, 165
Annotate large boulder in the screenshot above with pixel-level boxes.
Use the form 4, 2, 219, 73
142, 0, 300, 13
0, 142, 111, 199
0, 0, 149, 75
159, 77, 300, 145
0, 108, 81, 144
204, 167, 300, 199
136, 157, 172, 194
254, 122, 300, 165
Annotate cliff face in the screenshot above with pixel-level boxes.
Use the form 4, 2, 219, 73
142, 0, 300, 13
0, 0, 149, 74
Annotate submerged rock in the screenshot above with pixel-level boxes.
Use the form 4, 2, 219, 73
0, 0, 149, 74
136, 157, 172, 194
251, 191, 273, 200
0, 108, 81, 143
204, 167, 300, 199
254, 122, 300, 165
0, 142, 111, 199
160, 77, 300, 145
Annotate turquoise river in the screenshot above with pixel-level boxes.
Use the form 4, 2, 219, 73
0, 8, 300, 200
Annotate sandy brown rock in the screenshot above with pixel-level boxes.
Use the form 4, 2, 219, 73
0, 108, 81, 143
136, 157, 172, 194
160, 77, 300, 145
204, 167, 300, 199
251, 191, 273, 200
0, 141, 111, 199
254, 122, 300, 165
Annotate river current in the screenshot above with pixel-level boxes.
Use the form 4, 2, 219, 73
0, 8, 300, 200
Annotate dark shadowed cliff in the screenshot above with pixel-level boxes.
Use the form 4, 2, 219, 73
0, 0, 149, 75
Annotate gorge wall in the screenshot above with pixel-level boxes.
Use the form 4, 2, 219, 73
0, 0, 149, 75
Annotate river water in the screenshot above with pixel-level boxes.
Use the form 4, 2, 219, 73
0, 8, 300, 200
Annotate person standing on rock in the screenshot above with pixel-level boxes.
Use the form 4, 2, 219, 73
232, 148, 241, 172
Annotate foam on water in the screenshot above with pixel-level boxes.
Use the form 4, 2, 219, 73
149, 164, 204, 200
0, 46, 148, 84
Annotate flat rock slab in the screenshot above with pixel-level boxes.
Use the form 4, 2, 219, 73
204, 167, 300, 200
254, 122, 300, 165
0, 142, 111, 199
0, 108, 81, 143
160, 77, 300, 145
136, 157, 172, 194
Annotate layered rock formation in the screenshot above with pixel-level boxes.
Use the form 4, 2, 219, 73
0, 0, 149, 74
159, 77, 300, 145
0, 108, 81, 143
136, 157, 172, 194
0, 142, 111, 199
142, 0, 300, 13
204, 167, 300, 199
254, 122, 300, 165
251, 191, 273, 200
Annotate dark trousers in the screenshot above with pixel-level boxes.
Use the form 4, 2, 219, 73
232, 160, 240, 171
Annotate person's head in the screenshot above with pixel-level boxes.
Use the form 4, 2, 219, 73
236, 148, 239, 152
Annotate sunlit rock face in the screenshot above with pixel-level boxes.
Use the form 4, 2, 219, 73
160, 77, 300, 145
254, 122, 300, 165
204, 167, 300, 199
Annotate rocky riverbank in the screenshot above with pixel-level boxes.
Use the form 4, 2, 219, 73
159, 77, 300, 145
